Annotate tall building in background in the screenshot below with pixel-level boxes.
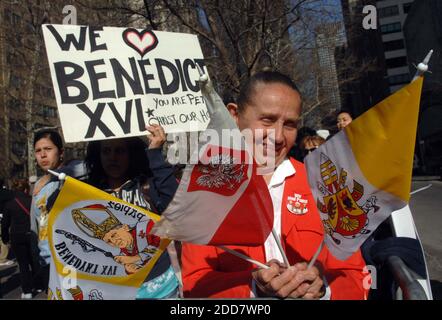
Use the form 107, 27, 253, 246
403, 0, 442, 175
316, 23, 346, 115
339, 0, 390, 118
303, 22, 346, 131
341, 0, 439, 175
376, 0, 415, 93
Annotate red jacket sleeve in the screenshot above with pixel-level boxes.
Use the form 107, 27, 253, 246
181, 242, 254, 298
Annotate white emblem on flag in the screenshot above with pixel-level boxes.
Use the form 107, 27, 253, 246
196, 154, 246, 190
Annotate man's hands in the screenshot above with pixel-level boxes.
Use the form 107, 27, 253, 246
251, 260, 325, 299
146, 124, 166, 149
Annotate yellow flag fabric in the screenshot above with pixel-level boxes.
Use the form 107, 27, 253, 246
305, 78, 424, 260
47, 176, 172, 300
345, 77, 424, 202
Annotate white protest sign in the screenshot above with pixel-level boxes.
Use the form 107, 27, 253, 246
42, 24, 209, 143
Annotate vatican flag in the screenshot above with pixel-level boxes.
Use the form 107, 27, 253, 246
305, 77, 424, 260
47, 176, 175, 300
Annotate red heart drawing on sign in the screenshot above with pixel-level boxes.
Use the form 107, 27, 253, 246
122, 28, 159, 57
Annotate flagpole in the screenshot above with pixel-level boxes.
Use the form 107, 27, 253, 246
412, 49, 433, 81
307, 239, 324, 269
412, 50, 433, 185
47, 169, 67, 180
218, 246, 269, 270
196, 63, 208, 82
271, 229, 290, 267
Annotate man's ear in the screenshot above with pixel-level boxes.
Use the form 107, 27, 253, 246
227, 103, 240, 126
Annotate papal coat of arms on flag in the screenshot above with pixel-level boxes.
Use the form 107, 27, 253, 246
315, 154, 380, 244
305, 77, 424, 260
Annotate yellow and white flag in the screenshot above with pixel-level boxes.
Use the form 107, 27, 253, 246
47, 176, 172, 300
305, 77, 424, 260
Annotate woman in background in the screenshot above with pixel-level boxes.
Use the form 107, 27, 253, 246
31, 128, 65, 292
337, 110, 353, 131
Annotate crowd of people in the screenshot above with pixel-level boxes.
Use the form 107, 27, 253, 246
0, 70, 365, 300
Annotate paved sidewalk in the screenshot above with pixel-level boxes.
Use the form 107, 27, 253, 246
0, 261, 46, 300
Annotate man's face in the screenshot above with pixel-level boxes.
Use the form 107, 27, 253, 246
103, 224, 133, 248
337, 112, 353, 130
233, 83, 302, 168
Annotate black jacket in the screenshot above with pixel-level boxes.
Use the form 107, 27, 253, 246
0, 188, 14, 212
1, 191, 32, 243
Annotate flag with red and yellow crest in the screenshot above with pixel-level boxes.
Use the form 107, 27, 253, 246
305, 77, 423, 260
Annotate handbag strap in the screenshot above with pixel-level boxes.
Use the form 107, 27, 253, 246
14, 197, 30, 216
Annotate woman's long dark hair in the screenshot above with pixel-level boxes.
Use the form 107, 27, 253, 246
85, 137, 151, 188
